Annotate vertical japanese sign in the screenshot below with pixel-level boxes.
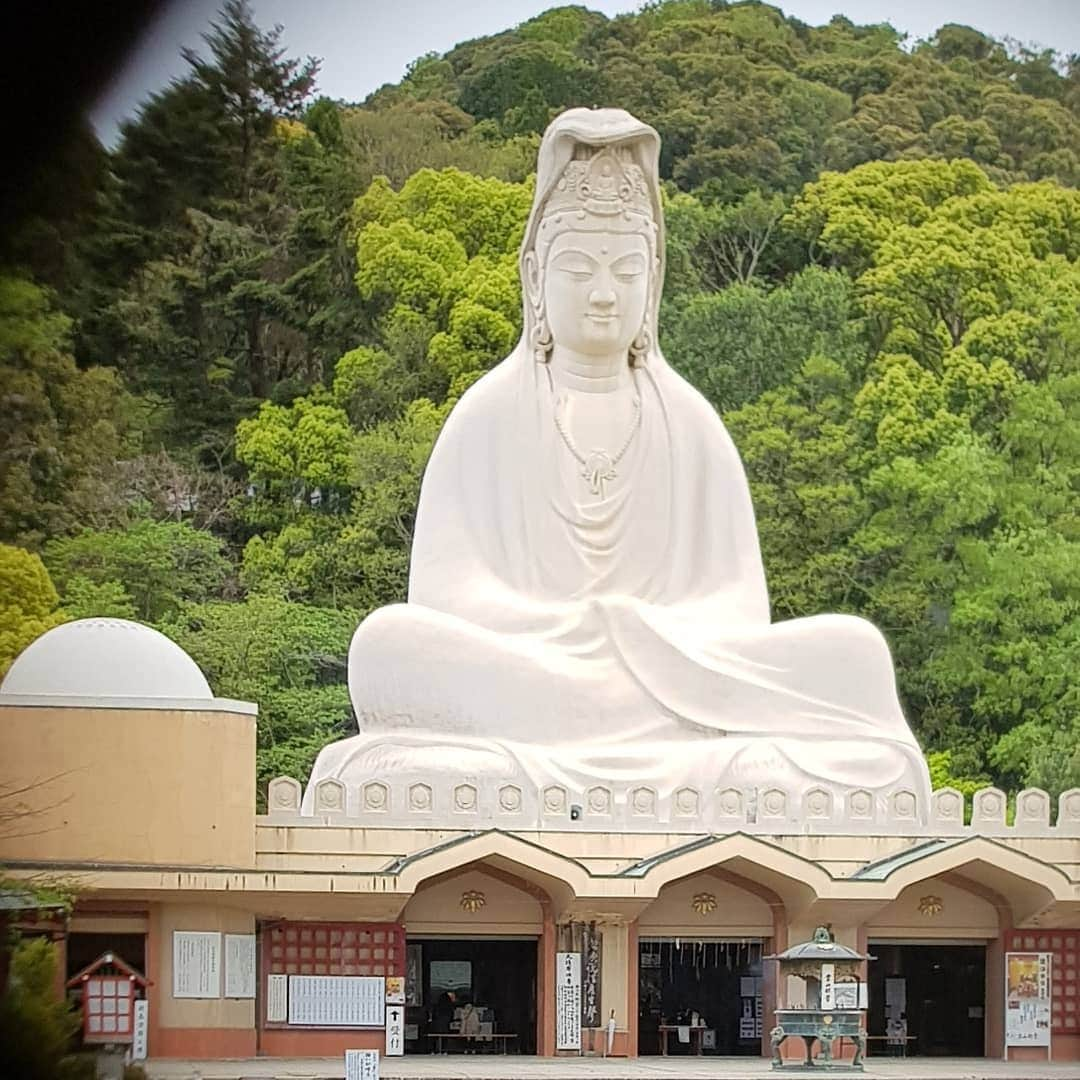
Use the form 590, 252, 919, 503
131, 1000, 148, 1060
820, 963, 836, 1010
556, 951, 582, 1051
385, 1003, 405, 1056
581, 923, 602, 1029
266, 974, 288, 1023
1005, 952, 1052, 1048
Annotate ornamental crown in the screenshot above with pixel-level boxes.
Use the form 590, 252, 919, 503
542, 144, 652, 220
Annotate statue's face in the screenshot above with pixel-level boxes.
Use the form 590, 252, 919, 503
542, 228, 649, 357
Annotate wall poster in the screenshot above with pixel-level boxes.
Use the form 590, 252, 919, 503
224, 934, 256, 998
1005, 952, 1052, 1048
288, 975, 385, 1027
173, 931, 221, 998
556, 951, 582, 1051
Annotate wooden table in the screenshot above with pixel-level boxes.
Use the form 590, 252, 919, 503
657, 1024, 706, 1055
429, 1032, 519, 1054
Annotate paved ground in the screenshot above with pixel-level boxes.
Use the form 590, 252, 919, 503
144, 1056, 1072, 1080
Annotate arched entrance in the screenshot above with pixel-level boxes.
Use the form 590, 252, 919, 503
400, 861, 556, 1056
635, 869, 781, 1056
865, 874, 1004, 1057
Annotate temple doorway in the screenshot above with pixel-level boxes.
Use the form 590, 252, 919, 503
404, 936, 537, 1055
867, 941, 986, 1056
638, 938, 764, 1056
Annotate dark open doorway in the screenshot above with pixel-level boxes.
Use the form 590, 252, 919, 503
67, 932, 146, 979
406, 936, 537, 1054
638, 938, 763, 1055
868, 942, 986, 1056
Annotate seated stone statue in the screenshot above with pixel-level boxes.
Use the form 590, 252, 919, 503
304, 108, 931, 822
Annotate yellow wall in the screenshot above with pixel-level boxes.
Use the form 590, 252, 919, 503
867, 878, 999, 938
0, 705, 254, 867
402, 869, 543, 935
154, 903, 255, 1030
638, 874, 773, 937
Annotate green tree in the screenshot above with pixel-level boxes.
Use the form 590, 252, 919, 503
44, 521, 231, 623
160, 597, 358, 799
0, 545, 67, 675
0, 937, 80, 1080
0, 275, 134, 548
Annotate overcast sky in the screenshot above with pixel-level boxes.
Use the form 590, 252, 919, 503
90, 0, 1080, 145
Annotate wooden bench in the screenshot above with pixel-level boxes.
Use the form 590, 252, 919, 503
864, 1034, 917, 1057
429, 1032, 519, 1054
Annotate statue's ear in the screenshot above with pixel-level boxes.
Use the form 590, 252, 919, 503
523, 250, 542, 309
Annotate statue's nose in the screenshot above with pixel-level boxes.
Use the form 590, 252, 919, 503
590, 286, 616, 309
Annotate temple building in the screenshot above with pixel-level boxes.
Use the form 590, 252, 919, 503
1, 617, 1077, 1063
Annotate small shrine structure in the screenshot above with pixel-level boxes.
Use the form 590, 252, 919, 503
66, 951, 148, 1047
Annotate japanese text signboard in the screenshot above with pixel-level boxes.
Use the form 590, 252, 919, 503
556, 951, 582, 1050
1005, 952, 1052, 1048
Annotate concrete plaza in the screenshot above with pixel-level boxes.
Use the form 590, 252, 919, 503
144, 1055, 1071, 1080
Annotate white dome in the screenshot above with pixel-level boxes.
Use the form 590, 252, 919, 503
0, 618, 213, 700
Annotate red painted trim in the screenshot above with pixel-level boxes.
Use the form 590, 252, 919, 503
259, 1028, 383, 1056
627, 919, 639, 1058
539, 909, 556, 1056
154, 1027, 256, 1058
146, 904, 162, 1056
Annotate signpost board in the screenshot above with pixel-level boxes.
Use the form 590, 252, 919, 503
556, 951, 582, 1051
288, 975, 385, 1027
224, 934, 256, 998
131, 1000, 148, 1060
344, 1049, 379, 1080
1005, 952, 1052, 1056
266, 974, 288, 1023
173, 931, 221, 998
385, 1003, 405, 1055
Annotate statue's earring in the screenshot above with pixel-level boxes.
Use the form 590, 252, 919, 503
531, 306, 553, 364
629, 320, 651, 367
524, 249, 551, 364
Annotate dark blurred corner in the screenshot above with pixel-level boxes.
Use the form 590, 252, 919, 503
1, 0, 169, 247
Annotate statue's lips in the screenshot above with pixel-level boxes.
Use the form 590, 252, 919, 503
585, 313, 618, 321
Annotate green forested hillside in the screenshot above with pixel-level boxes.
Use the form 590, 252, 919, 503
2, 0, 1078, 804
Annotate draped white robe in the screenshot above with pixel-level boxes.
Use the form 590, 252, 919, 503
303, 108, 931, 814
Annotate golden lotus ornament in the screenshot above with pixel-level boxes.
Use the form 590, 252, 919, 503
691, 892, 718, 915
918, 894, 943, 916
460, 890, 486, 913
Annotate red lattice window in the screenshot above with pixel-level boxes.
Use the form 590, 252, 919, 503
84, 975, 134, 1043
262, 922, 406, 1029
1008, 931, 1079, 1033
266, 922, 405, 979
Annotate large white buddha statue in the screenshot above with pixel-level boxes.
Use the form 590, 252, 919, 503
304, 108, 931, 824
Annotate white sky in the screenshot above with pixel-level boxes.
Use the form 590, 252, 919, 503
90, 0, 1080, 145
